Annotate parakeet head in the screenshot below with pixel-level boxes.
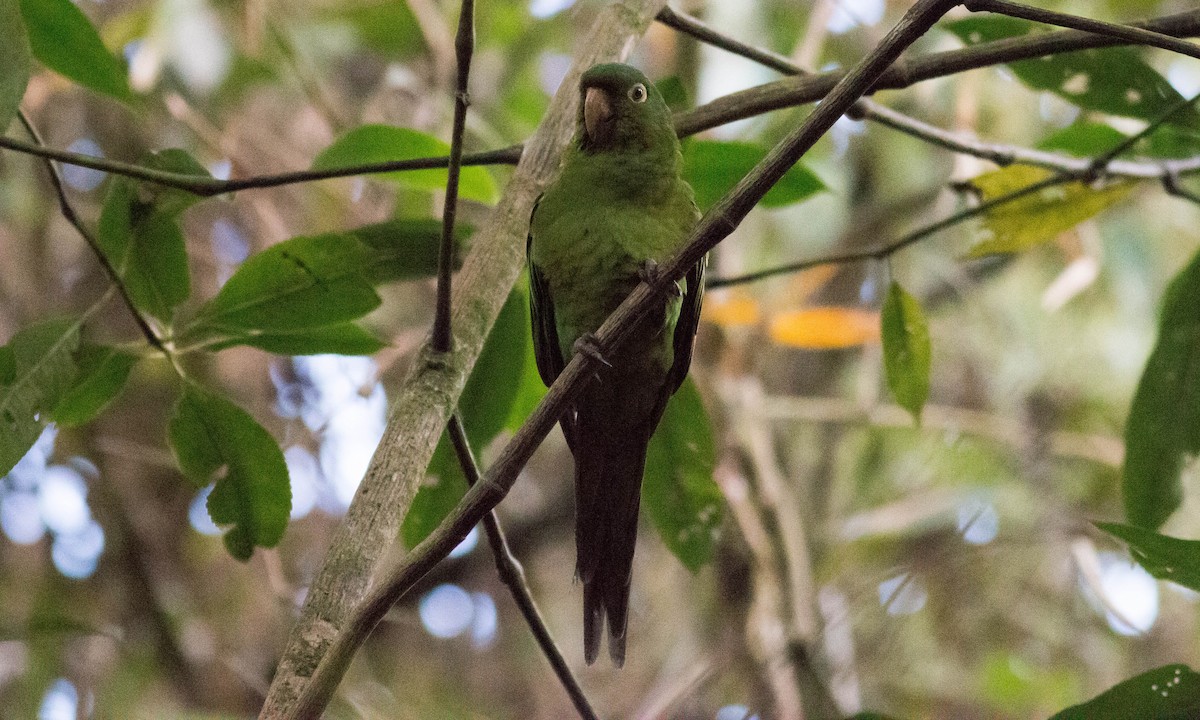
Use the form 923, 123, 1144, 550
577, 63, 675, 154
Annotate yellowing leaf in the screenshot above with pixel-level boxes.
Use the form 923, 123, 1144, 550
702, 290, 760, 327
966, 165, 1133, 258
769, 307, 880, 349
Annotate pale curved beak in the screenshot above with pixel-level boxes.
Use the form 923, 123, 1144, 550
584, 87, 614, 143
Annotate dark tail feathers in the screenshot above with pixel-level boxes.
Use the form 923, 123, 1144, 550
574, 413, 652, 667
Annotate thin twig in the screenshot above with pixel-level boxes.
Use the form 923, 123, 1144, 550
17, 111, 167, 353
287, 2, 961, 716
1088, 90, 1200, 172
658, 6, 1200, 181
707, 175, 1067, 288
431, 0, 476, 354
0, 134, 520, 196
675, 9, 1200, 137
659, 4, 1199, 289
446, 414, 597, 720
965, 0, 1200, 63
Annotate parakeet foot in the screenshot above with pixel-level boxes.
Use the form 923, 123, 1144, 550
572, 333, 611, 368
639, 259, 682, 298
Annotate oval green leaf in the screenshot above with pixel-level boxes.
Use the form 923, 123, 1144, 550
683, 140, 825, 211
1096, 522, 1200, 593
965, 165, 1132, 258
881, 281, 931, 422
51, 344, 136, 427
1049, 665, 1200, 720
168, 385, 291, 560
944, 16, 1200, 129
312, 125, 498, 204
210, 323, 387, 356
0, 318, 81, 476
18, 0, 133, 103
1122, 249, 1200, 529
189, 233, 381, 334
349, 217, 472, 284
644, 378, 722, 572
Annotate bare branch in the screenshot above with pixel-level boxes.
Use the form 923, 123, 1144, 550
707, 174, 1068, 288
965, 0, 1200, 63
431, 0, 477, 353
17, 112, 167, 354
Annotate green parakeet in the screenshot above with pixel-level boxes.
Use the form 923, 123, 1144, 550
526, 63, 705, 667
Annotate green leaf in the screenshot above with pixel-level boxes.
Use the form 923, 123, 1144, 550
0, 0, 31, 133
881, 282, 931, 421
189, 233, 381, 334
944, 17, 1200, 128
0, 345, 15, 384
168, 386, 290, 560
1122, 249, 1200, 529
18, 0, 133, 103
312, 126, 499, 204
1039, 122, 1200, 160
210, 323, 387, 356
1096, 523, 1200, 593
96, 150, 209, 321
644, 379, 722, 572
1049, 665, 1200, 720
965, 165, 1132, 257
336, 0, 423, 58
348, 217, 472, 284
683, 140, 825, 211
0, 319, 81, 476
402, 289, 530, 547
1038, 123, 1129, 157
50, 345, 136, 427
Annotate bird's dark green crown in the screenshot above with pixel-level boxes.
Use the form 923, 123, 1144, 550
576, 63, 675, 154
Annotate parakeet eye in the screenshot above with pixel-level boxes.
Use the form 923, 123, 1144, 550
628, 83, 647, 103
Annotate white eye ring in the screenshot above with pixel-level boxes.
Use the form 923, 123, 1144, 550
628, 83, 647, 103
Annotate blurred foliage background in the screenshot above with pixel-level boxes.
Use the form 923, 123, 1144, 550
1, 0, 1200, 718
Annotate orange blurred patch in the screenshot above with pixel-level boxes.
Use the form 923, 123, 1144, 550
768, 307, 881, 349
702, 290, 761, 328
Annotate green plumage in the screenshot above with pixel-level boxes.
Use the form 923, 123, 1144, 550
526, 63, 705, 667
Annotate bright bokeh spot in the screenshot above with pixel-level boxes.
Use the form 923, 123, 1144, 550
828, 0, 885, 34
1096, 552, 1159, 636
38, 466, 90, 535
188, 485, 221, 536
449, 526, 478, 559
51, 519, 105, 579
1, 491, 46, 545
470, 592, 498, 648
702, 290, 760, 328
420, 584, 475, 639
878, 573, 927, 616
61, 139, 107, 192
957, 499, 999, 545
38, 678, 77, 720
769, 307, 881, 349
